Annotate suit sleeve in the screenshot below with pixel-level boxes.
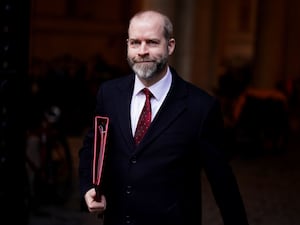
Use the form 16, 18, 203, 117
200, 98, 249, 225
78, 85, 105, 211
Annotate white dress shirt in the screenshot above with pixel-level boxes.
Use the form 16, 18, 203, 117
130, 67, 172, 136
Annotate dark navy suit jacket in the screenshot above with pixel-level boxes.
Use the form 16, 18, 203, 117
79, 68, 249, 225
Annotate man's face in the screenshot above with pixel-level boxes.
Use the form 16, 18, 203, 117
127, 16, 172, 80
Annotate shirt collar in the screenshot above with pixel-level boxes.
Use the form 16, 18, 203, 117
133, 67, 172, 101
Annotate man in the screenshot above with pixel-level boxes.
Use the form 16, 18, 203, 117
79, 10, 249, 225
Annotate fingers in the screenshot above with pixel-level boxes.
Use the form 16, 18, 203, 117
84, 188, 107, 213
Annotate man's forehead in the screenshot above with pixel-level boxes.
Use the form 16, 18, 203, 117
129, 19, 164, 37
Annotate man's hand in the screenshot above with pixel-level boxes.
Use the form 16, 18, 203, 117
84, 188, 107, 213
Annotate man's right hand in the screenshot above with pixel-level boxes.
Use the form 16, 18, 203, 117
84, 188, 107, 213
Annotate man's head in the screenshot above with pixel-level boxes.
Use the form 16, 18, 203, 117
127, 10, 175, 86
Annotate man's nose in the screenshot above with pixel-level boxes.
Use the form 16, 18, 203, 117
138, 42, 149, 55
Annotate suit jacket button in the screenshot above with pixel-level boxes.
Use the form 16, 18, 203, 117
125, 215, 131, 224
126, 185, 132, 195
130, 156, 137, 164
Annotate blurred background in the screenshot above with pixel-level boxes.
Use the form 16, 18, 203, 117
1, 0, 300, 225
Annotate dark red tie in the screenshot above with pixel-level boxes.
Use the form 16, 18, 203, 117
134, 88, 152, 145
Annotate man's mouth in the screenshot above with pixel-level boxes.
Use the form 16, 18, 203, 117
136, 60, 153, 63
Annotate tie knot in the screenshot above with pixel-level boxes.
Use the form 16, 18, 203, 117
142, 88, 152, 99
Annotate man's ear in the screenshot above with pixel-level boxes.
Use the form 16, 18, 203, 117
168, 38, 176, 55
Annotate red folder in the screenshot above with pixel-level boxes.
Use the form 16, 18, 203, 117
92, 116, 109, 201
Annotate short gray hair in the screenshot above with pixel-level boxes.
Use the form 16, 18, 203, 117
129, 10, 174, 40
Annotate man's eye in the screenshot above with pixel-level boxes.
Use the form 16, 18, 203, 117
147, 40, 159, 46
129, 40, 140, 47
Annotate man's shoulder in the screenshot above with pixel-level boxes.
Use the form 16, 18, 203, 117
170, 68, 214, 100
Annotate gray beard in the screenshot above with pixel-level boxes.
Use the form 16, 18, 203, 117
132, 62, 157, 79
129, 57, 168, 80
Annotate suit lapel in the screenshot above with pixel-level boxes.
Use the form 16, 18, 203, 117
115, 75, 136, 149
135, 72, 188, 151
113, 70, 189, 153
